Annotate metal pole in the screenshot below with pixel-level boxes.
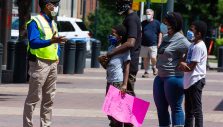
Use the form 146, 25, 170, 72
83, 0, 86, 21
31, 0, 35, 13
71, 0, 74, 17
140, 2, 144, 22
94, 0, 98, 39
166, 0, 174, 12
146, 0, 150, 9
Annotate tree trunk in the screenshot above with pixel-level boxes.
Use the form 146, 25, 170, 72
17, 0, 31, 41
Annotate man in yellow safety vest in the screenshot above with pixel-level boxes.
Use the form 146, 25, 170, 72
23, 0, 66, 127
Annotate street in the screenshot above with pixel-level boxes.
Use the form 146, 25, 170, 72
0, 68, 223, 127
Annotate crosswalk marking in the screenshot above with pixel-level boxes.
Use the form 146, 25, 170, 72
0, 107, 222, 123
58, 75, 223, 84
0, 87, 223, 97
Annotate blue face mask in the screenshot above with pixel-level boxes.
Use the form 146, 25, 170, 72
160, 23, 168, 34
186, 30, 195, 41
108, 35, 118, 45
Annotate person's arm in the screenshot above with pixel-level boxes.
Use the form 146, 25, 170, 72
121, 60, 130, 93
179, 44, 203, 72
108, 17, 138, 58
178, 61, 197, 72
27, 20, 67, 49
107, 38, 136, 58
27, 21, 51, 49
158, 32, 163, 48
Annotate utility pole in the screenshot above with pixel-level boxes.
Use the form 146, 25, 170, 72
146, 0, 150, 9
82, 0, 86, 21
94, 0, 98, 39
140, 2, 144, 22
71, 0, 74, 17
166, 0, 174, 13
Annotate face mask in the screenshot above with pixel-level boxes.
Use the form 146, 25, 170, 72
187, 30, 195, 41
146, 15, 151, 21
160, 23, 168, 34
51, 6, 59, 17
116, 3, 130, 15
108, 35, 118, 45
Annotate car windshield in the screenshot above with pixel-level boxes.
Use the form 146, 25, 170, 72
76, 22, 88, 31
11, 18, 19, 30
57, 21, 75, 32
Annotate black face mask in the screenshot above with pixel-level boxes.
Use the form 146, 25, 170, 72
116, 0, 131, 15
116, 4, 129, 15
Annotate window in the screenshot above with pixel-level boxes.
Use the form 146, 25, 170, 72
57, 21, 75, 32
76, 22, 87, 31
11, 18, 19, 30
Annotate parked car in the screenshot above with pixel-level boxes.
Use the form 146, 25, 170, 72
56, 16, 91, 52
11, 17, 19, 40
11, 16, 91, 52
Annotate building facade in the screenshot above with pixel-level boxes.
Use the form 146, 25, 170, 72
12, 0, 97, 19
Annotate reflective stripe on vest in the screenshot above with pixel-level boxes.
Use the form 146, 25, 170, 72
28, 14, 58, 60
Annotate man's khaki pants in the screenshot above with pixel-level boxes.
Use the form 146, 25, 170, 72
23, 59, 57, 127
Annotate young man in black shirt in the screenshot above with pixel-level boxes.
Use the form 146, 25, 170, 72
100, 0, 141, 96
99, 0, 141, 126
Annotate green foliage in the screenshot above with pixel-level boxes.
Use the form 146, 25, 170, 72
87, 1, 123, 51
218, 0, 223, 21
174, 0, 220, 37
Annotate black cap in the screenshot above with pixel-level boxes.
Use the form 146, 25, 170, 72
49, 0, 60, 6
39, 0, 60, 8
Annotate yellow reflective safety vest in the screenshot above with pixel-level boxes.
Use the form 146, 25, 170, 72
27, 14, 59, 60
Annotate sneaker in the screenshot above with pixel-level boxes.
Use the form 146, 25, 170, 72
142, 72, 149, 78
152, 67, 158, 76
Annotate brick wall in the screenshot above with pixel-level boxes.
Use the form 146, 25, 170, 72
77, 0, 97, 19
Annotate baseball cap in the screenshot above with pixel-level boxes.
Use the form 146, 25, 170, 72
39, 0, 60, 7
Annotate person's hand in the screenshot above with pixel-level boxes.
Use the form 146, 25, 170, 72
56, 59, 59, 64
178, 62, 191, 71
97, 55, 109, 69
120, 84, 127, 97
50, 32, 67, 44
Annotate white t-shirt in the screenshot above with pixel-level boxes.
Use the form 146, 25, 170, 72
183, 41, 207, 89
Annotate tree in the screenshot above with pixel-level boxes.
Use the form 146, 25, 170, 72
218, 0, 223, 23
87, 0, 123, 50
17, 0, 32, 40
174, 0, 219, 36
13, 0, 32, 83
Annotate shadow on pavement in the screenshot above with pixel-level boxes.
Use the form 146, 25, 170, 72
215, 99, 223, 111
0, 94, 21, 101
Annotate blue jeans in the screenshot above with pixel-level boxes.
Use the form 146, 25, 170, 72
153, 76, 185, 126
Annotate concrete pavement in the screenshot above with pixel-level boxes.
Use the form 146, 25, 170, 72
0, 68, 223, 127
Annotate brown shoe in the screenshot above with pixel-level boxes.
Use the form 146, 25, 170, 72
142, 72, 149, 78
152, 68, 158, 76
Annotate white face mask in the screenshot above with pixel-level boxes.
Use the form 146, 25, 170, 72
146, 15, 151, 21
51, 6, 59, 17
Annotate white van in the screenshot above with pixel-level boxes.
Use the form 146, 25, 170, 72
11, 16, 91, 52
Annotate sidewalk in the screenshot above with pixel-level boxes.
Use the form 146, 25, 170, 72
0, 66, 223, 126
208, 55, 218, 70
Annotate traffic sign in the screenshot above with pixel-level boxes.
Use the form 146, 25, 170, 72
150, 0, 167, 3
132, 2, 140, 11
133, 0, 147, 2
